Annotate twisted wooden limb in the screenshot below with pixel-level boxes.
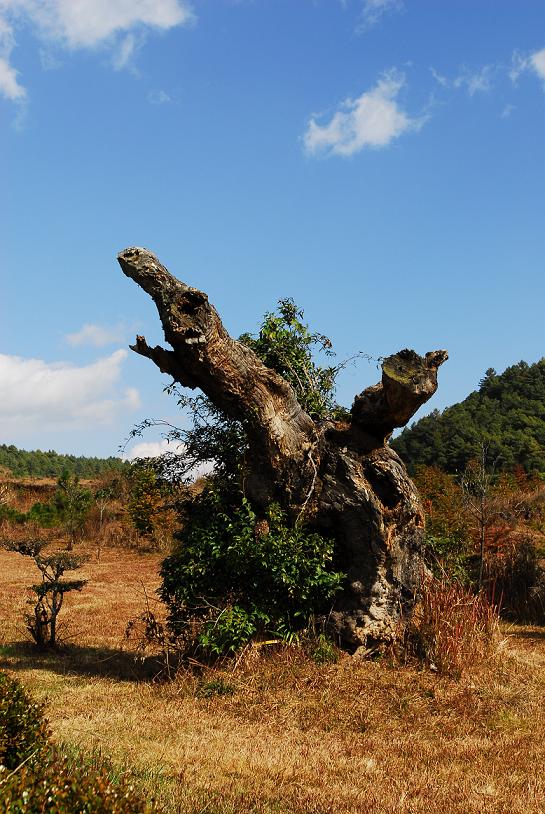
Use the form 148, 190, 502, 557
119, 247, 447, 647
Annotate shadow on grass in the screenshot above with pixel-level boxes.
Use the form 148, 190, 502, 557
507, 627, 545, 641
0, 640, 174, 682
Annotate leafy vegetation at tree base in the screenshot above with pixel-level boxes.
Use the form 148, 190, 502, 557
161, 483, 344, 655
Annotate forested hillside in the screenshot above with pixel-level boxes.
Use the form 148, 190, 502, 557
392, 359, 545, 474
0, 443, 126, 478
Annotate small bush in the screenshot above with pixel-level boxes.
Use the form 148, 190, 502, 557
424, 532, 473, 584
0, 672, 49, 771
307, 633, 339, 665
160, 483, 344, 656
196, 678, 236, 698
406, 579, 499, 677
0, 671, 151, 813
483, 530, 545, 623
3, 539, 88, 648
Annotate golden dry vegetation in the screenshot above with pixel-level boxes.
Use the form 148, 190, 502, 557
1, 540, 545, 814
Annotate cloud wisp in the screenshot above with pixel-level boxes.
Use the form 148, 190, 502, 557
0, 349, 140, 431
0, 15, 25, 99
303, 70, 426, 158
65, 322, 127, 348
357, 0, 404, 33
430, 64, 496, 96
510, 47, 545, 88
124, 437, 214, 481
0, 0, 195, 100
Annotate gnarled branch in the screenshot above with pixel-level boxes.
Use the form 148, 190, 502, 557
351, 349, 448, 440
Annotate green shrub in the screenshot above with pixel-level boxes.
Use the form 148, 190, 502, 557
0, 672, 49, 771
160, 483, 344, 656
25, 501, 62, 528
424, 533, 473, 584
307, 633, 339, 665
0, 671, 151, 813
196, 679, 236, 698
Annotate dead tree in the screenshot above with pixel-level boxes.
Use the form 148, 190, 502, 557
119, 247, 447, 648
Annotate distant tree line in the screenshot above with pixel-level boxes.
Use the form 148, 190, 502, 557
0, 443, 127, 479
392, 359, 545, 475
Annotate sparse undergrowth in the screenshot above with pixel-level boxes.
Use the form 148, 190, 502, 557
1, 546, 545, 814
403, 578, 500, 677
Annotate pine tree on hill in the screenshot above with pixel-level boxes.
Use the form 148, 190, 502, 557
392, 359, 545, 474
0, 443, 126, 479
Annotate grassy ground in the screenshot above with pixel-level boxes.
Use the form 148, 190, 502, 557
1, 543, 545, 814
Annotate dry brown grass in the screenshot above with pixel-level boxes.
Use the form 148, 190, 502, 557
1, 543, 545, 814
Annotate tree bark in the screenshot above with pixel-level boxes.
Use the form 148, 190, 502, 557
119, 247, 447, 649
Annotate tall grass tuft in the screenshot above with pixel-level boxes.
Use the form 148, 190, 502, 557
407, 578, 500, 677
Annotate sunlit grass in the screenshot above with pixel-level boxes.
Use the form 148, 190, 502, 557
1, 544, 545, 813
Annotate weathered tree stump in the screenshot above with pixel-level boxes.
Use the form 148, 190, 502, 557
119, 247, 447, 648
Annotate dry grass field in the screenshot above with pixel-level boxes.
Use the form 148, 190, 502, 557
1, 542, 545, 814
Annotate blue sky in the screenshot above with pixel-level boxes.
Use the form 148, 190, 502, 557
2, 0, 545, 459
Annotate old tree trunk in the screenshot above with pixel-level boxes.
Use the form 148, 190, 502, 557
119, 247, 447, 649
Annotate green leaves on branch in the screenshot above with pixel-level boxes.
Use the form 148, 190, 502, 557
240, 297, 341, 420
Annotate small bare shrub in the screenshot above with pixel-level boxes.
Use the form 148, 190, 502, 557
483, 529, 545, 622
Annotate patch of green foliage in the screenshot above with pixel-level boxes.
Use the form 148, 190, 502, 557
161, 485, 344, 655
0, 671, 151, 813
240, 297, 342, 420
0, 672, 49, 772
307, 633, 339, 665
127, 462, 174, 535
0, 472, 93, 540
196, 678, 236, 698
393, 359, 545, 474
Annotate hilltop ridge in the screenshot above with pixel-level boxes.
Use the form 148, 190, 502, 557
392, 358, 545, 474
0, 443, 126, 479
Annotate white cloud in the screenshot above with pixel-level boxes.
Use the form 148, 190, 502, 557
431, 64, 495, 96
0, 15, 25, 98
510, 47, 545, 88
124, 438, 213, 480
65, 322, 126, 348
112, 31, 141, 71
125, 438, 178, 460
0, 0, 194, 99
303, 70, 425, 158
429, 66, 449, 88
0, 349, 140, 430
2, 0, 194, 49
455, 65, 494, 96
0, 53, 24, 97
530, 47, 545, 84
148, 89, 171, 104
357, 0, 403, 32
501, 103, 515, 119
509, 50, 527, 84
